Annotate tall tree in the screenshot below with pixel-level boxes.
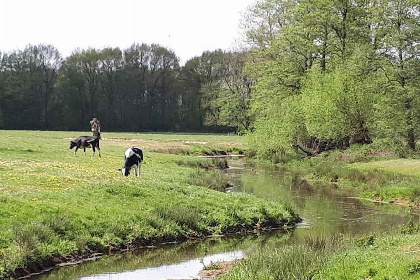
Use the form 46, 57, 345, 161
241, 0, 298, 48
0, 45, 62, 129
99, 48, 123, 130
243, 0, 387, 156
375, 0, 420, 149
203, 52, 254, 132
179, 50, 225, 131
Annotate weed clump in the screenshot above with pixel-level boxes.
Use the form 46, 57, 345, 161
400, 219, 420, 234
356, 234, 375, 247
188, 170, 234, 192
408, 263, 420, 275
156, 205, 203, 231
176, 158, 228, 170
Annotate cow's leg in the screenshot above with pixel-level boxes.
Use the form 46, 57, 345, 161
92, 145, 96, 157
138, 163, 142, 177
134, 164, 139, 177
97, 145, 101, 158
74, 147, 79, 155
83, 147, 86, 155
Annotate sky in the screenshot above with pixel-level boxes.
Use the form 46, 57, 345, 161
0, 0, 256, 63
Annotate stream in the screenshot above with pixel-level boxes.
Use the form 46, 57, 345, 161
30, 162, 419, 280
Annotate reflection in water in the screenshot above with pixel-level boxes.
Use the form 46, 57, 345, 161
31, 163, 417, 280
79, 251, 244, 280
31, 234, 290, 280
237, 166, 416, 241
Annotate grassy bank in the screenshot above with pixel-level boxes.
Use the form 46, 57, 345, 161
219, 230, 420, 279
0, 130, 299, 279
219, 223, 420, 279
280, 144, 420, 208
313, 232, 420, 279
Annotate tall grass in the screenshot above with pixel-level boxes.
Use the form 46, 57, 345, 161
176, 158, 229, 170
219, 235, 351, 280
314, 231, 420, 279
188, 170, 235, 192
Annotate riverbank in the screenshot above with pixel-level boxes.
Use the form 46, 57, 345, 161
279, 144, 420, 209
219, 224, 420, 279
0, 131, 299, 279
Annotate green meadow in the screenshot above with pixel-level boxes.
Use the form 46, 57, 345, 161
0, 130, 298, 279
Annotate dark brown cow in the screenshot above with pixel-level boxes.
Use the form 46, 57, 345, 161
70, 136, 101, 157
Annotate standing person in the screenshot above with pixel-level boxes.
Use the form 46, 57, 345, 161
90, 118, 101, 139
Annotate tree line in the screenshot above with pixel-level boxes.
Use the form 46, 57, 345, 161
0, 44, 249, 132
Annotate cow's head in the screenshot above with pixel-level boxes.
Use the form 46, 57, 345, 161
118, 167, 131, 177
69, 141, 77, 149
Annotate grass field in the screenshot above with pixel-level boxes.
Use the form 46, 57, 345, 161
351, 159, 420, 178
0, 130, 298, 279
344, 159, 420, 207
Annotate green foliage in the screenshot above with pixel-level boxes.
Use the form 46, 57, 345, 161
0, 44, 62, 129
313, 233, 420, 279
408, 263, 420, 275
280, 144, 420, 207
202, 52, 254, 132
301, 54, 375, 140
244, 0, 420, 155
156, 205, 203, 231
0, 45, 242, 133
248, 94, 307, 159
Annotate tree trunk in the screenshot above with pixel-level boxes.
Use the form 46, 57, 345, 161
405, 97, 416, 150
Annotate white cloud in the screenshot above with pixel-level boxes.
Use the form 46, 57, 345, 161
0, 0, 255, 63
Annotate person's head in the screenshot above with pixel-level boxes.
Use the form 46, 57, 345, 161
92, 118, 97, 122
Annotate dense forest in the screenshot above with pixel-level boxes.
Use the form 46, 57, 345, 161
0, 44, 246, 132
0, 0, 419, 156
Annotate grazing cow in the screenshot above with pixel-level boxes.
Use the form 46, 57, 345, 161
69, 136, 101, 157
119, 147, 143, 177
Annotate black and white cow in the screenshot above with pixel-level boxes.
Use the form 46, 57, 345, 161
119, 147, 143, 177
69, 136, 101, 157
